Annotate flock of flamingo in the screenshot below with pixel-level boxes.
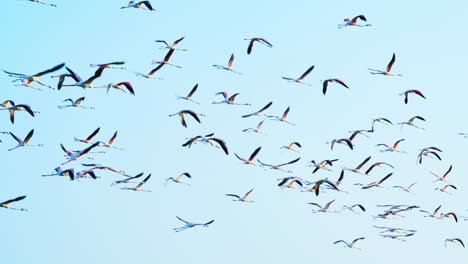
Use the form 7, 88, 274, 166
2, 0, 466, 250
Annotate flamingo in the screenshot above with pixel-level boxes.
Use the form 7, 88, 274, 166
282, 65, 314, 86
3, 62, 64, 90
310, 159, 339, 173
89, 61, 125, 70
341, 204, 366, 214
0, 104, 35, 124
338, 15, 371, 28
280, 142, 302, 153
121, 1, 154, 11
213, 92, 250, 106
61, 142, 100, 165
105, 82, 135, 95
111, 172, 144, 186
8, 129, 42, 151
322, 79, 349, 95
327, 138, 353, 150
266, 106, 295, 125
121, 174, 152, 192
181, 133, 215, 148
380, 233, 415, 241
398, 116, 426, 131
431, 165, 452, 182
420, 205, 442, 218
308, 199, 336, 213
204, 137, 229, 155
434, 184, 457, 194
304, 179, 340, 196
60, 66, 106, 89
348, 129, 373, 141
235, 146, 261, 165
392, 182, 417, 193
173, 216, 214, 232
75, 169, 98, 180
377, 139, 406, 153
244, 38, 273, 54
42, 167, 75, 180
370, 117, 393, 132
17, 0, 57, 7
343, 156, 371, 174
242, 101, 273, 118
99, 131, 124, 150
226, 188, 254, 202
134, 65, 165, 79
1, 100, 15, 108
365, 161, 394, 175
177, 84, 199, 104
0, 196, 27, 211
373, 226, 417, 234
277, 177, 304, 189
242, 120, 265, 134
257, 157, 300, 173
168, 110, 202, 128
445, 238, 465, 248
74, 127, 100, 144
368, 53, 402, 76
333, 237, 365, 249
442, 212, 458, 223
79, 163, 126, 175
151, 45, 182, 69
417, 146, 442, 164
155, 36, 187, 51
334, 170, 345, 187
361, 173, 393, 189
58, 97, 94, 109
213, 53, 241, 74
400, 89, 426, 104
165, 172, 192, 186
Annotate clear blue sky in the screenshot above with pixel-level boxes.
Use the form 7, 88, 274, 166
1, 0, 467, 263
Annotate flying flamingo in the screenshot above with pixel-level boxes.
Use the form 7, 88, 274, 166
361, 173, 393, 189
177, 84, 199, 104
151, 45, 182, 70
304, 179, 340, 196
370, 117, 393, 132
60, 66, 107, 89
155, 36, 187, 51
333, 237, 365, 249
61, 142, 100, 165
435, 184, 457, 194
58, 97, 94, 109
343, 156, 371, 174
445, 238, 465, 248
242, 101, 273, 118
213, 53, 242, 74
225, 188, 254, 202
341, 204, 366, 214
121, 174, 152, 192
327, 138, 353, 150
0, 196, 27, 211
204, 137, 229, 155
74, 127, 100, 144
42, 167, 75, 180
420, 205, 442, 218
168, 110, 202, 128
235, 146, 261, 165
257, 157, 300, 173
266, 106, 295, 125
17, 0, 57, 7
398, 116, 426, 130
98, 131, 124, 150
400, 89, 426, 104
242, 120, 265, 134
3, 62, 64, 90
244, 37, 273, 54
1, 100, 15, 108
277, 177, 304, 189
373, 226, 417, 234
0, 104, 35, 124
348, 129, 373, 141
365, 161, 394, 175
417, 146, 442, 164
121, 1, 155, 11
322, 79, 349, 95
181, 133, 214, 148
376, 139, 406, 153
308, 199, 336, 213
111, 172, 144, 186
105, 82, 135, 95
431, 165, 452, 182
338, 15, 371, 28
282, 65, 314, 86
89, 61, 125, 70
280, 142, 302, 153
165, 172, 192, 186
442, 212, 458, 223
310, 159, 339, 173
380, 233, 415, 241
213, 92, 250, 106
368, 53, 402, 76
173, 216, 214, 232
8, 129, 42, 151
392, 182, 417, 193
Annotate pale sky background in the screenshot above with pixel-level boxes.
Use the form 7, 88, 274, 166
1, 0, 467, 263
